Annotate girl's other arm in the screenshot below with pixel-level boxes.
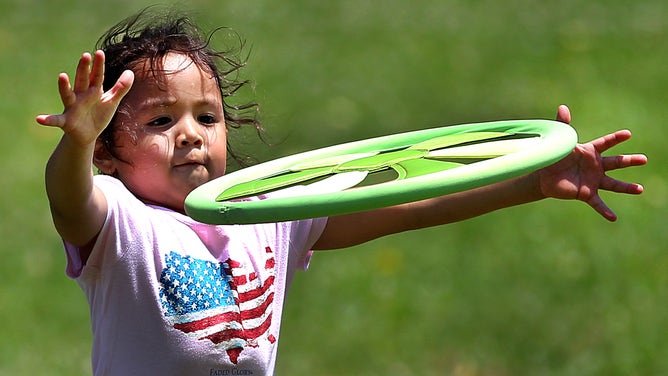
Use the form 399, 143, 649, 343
37, 51, 133, 247
313, 105, 647, 250
314, 172, 543, 250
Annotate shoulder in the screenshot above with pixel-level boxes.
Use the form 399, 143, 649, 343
93, 174, 158, 219
94, 174, 136, 200
90, 175, 188, 252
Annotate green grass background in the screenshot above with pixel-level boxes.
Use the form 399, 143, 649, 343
1, 0, 665, 375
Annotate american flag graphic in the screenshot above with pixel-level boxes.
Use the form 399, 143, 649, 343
158, 247, 276, 364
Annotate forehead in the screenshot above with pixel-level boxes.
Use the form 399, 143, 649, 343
134, 53, 215, 83
127, 53, 222, 102
161, 52, 198, 72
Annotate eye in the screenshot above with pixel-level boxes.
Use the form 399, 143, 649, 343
198, 114, 218, 125
148, 116, 172, 127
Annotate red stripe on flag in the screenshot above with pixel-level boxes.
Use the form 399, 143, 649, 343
241, 292, 274, 321
239, 275, 275, 303
173, 310, 239, 333
232, 274, 247, 285
226, 259, 242, 268
172, 275, 275, 334
204, 312, 273, 345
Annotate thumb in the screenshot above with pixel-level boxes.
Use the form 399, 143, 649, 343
556, 105, 572, 124
103, 70, 134, 104
36, 113, 66, 128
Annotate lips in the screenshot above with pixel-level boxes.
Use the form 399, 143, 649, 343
174, 162, 206, 173
173, 156, 207, 170
175, 161, 203, 167
174, 153, 206, 168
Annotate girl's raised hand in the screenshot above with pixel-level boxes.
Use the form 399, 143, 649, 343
538, 105, 647, 221
36, 50, 134, 146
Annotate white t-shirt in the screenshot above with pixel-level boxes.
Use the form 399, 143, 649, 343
64, 175, 327, 376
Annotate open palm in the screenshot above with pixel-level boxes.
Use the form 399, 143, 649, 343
36, 50, 134, 146
539, 106, 647, 221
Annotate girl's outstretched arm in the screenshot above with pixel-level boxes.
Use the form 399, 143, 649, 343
37, 50, 133, 248
313, 105, 647, 250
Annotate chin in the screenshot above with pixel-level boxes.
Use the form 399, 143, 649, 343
184, 174, 210, 191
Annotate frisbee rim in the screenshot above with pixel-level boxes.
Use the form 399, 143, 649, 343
185, 119, 577, 224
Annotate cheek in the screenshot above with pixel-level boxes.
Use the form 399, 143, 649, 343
206, 129, 228, 176
120, 136, 171, 168
207, 125, 226, 144
207, 128, 227, 154
146, 139, 170, 157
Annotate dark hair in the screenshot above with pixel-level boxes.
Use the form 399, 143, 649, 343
97, 7, 263, 167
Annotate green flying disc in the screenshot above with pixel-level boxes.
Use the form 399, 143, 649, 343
185, 119, 577, 224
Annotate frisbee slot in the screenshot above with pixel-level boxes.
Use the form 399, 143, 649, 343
256, 171, 369, 199
350, 168, 399, 188
409, 131, 512, 150
215, 166, 335, 201
427, 135, 540, 159
425, 157, 489, 164
289, 152, 380, 171
335, 149, 428, 172
394, 159, 463, 179
351, 158, 465, 187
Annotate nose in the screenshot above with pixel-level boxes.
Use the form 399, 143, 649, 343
176, 117, 204, 147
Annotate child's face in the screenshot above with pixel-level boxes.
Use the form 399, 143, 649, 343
107, 53, 228, 212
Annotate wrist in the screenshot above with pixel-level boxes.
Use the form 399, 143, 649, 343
60, 133, 98, 154
520, 171, 547, 202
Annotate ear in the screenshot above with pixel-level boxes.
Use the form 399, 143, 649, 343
93, 139, 116, 175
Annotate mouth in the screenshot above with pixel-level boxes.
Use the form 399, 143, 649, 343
174, 153, 206, 167
175, 161, 203, 167
173, 160, 207, 170
173, 152, 210, 176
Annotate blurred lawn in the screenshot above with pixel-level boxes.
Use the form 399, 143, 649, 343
1, 0, 665, 375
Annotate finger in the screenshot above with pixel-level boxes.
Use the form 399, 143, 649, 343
587, 194, 617, 222
57, 73, 76, 108
73, 52, 93, 93
556, 104, 571, 124
600, 176, 644, 195
602, 153, 648, 171
589, 129, 633, 154
90, 50, 106, 88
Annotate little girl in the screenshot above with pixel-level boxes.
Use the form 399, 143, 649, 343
36, 8, 646, 376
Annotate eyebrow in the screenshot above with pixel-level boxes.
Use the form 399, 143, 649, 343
137, 97, 178, 111
137, 96, 222, 111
